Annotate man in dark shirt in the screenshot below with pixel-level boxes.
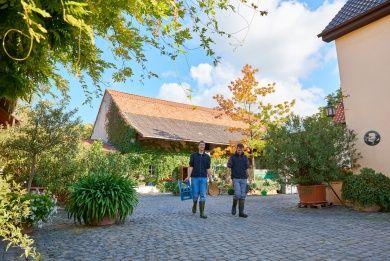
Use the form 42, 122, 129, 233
227, 143, 249, 218
185, 140, 211, 219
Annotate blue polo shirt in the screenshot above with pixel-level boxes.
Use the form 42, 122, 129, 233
189, 152, 211, 178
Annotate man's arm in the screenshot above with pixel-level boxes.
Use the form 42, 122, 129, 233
246, 157, 250, 178
185, 167, 193, 181
206, 155, 212, 180
227, 156, 233, 180
185, 154, 194, 181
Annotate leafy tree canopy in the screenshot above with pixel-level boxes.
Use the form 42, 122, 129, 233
214, 64, 295, 157
0, 0, 266, 101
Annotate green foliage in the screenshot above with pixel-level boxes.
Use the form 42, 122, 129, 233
66, 171, 138, 225
162, 181, 180, 195
0, 100, 82, 190
124, 151, 188, 184
0, 0, 266, 101
320, 89, 343, 118
106, 102, 141, 152
342, 168, 390, 211
227, 186, 234, 195
0, 175, 40, 260
253, 177, 280, 193
264, 115, 360, 185
21, 193, 56, 228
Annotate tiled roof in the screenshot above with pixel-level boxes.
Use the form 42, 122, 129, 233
124, 113, 243, 145
333, 102, 346, 124
319, 0, 390, 41
107, 90, 242, 128
107, 90, 244, 144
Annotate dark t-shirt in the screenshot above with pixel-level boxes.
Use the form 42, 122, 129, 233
189, 152, 211, 178
227, 153, 249, 179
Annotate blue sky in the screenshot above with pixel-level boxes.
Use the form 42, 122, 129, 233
64, 0, 345, 123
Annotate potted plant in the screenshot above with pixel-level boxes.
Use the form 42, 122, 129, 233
265, 115, 359, 205
325, 169, 353, 205
66, 171, 138, 225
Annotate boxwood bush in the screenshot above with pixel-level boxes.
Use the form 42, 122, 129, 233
66, 171, 138, 225
342, 168, 390, 211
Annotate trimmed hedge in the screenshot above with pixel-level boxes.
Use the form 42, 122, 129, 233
342, 168, 390, 211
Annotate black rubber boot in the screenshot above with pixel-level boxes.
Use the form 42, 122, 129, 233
199, 201, 207, 219
238, 199, 248, 218
192, 200, 197, 214
231, 198, 237, 215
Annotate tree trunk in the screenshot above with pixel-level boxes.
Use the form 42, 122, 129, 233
250, 155, 255, 183
27, 154, 37, 192
0, 98, 17, 126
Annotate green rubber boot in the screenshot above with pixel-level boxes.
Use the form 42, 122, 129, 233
199, 201, 207, 219
231, 198, 237, 215
238, 199, 248, 218
192, 200, 197, 214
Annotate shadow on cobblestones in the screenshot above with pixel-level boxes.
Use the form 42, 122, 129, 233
2, 194, 390, 261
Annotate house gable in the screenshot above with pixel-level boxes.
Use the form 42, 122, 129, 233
319, 0, 390, 42
91, 90, 244, 149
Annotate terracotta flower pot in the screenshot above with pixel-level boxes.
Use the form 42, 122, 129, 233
326, 181, 343, 205
90, 216, 116, 226
297, 184, 327, 204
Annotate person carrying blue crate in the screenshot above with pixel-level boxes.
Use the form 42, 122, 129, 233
228, 143, 250, 218
184, 140, 211, 219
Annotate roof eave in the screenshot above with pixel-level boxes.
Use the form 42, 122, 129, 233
139, 134, 237, 146
318, 2, 390, 42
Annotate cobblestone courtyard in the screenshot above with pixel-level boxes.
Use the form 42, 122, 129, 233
2, 194, 390, 261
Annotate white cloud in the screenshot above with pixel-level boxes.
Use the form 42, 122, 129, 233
158, 82, 192, 104
190, 63, 213, 87
215, 0, 345, 79
158, 0, 344, 116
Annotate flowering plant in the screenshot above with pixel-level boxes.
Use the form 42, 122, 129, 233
22, 192, 57, 228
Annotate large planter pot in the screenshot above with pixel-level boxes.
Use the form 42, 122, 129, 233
90, 216, 116, 226
326, 181, 343, 205
297, 184, 327, 204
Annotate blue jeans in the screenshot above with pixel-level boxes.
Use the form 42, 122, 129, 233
191, 177, 208, 202
233, 178, 247, 199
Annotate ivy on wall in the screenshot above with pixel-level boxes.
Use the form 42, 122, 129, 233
106, 101, 142, 152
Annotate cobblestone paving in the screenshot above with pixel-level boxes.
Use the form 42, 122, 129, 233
2, 194, 390, 261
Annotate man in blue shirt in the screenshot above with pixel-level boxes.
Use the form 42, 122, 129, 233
185, 141, 211, 219
227, 143, 249, 218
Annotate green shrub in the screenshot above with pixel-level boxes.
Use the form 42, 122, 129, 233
0, 175, 40, 260
265, 115, 360, 185
66, 172, 139, 225
227, 186, 234, 195
342, 168, 390, 211
21, 193, 56, 228
163, 181, 180, 195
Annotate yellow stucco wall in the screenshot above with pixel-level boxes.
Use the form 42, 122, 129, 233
335, 15, 390, 176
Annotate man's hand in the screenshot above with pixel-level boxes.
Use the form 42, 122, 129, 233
184, 176, 190, 182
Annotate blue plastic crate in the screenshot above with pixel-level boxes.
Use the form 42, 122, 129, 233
178, 180, 193, 201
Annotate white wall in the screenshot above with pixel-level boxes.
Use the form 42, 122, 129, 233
91, 92, 112, 142
335, 15, 390, 176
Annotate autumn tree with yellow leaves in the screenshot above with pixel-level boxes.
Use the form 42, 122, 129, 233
213, 64, 295, 180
